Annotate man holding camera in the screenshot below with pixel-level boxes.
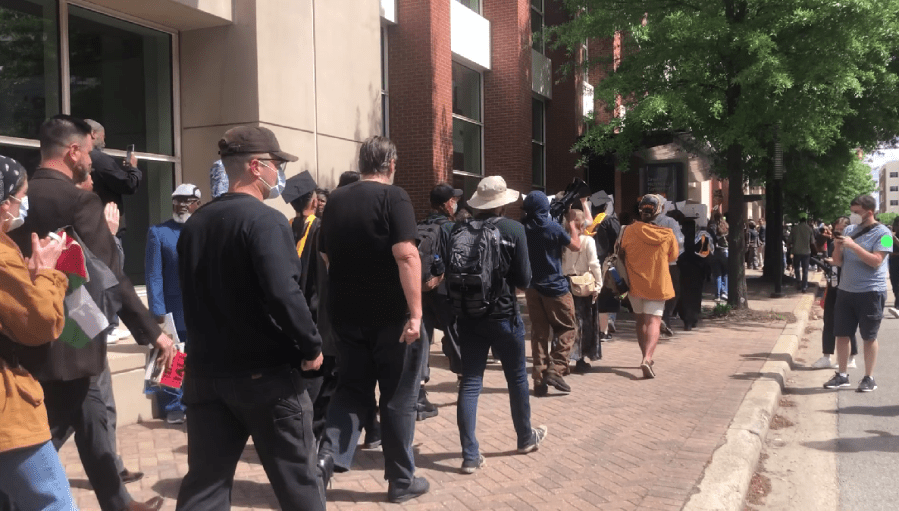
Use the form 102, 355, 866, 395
522, 191, 583, 396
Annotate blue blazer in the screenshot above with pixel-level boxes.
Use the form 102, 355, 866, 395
145, 219, 186, 338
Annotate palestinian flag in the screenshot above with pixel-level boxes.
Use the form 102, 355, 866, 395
54, 238, 106, 348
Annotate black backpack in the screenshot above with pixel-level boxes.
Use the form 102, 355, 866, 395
416, 218, 447, 291
446, 217, 505, 318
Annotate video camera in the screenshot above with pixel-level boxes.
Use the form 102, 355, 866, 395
549, 177, 591, 224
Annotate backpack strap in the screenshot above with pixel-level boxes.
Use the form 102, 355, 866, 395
849, 222, 879, 241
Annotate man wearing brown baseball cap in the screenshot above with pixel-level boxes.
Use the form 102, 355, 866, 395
176, 126, 324, 510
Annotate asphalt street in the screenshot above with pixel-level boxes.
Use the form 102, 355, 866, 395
836, 308, 899, 511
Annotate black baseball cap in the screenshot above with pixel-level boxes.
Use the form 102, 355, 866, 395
430, 183, 463, 206
218, 126, 298, 162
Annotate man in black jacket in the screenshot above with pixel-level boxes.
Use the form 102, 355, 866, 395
175, 126, 324, 511
8, 115, 174, 511
85, 120, 141, 239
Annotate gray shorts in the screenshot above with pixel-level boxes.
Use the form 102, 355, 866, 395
833, 290, 886, 341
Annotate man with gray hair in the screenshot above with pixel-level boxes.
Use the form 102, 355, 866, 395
317, 135, 428, 503
85, 119, 142, 239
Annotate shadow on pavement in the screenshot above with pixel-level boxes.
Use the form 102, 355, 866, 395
592, 365, 641, 381
803, 430, 899, 453
730, 371, 786, 387
819, 405, 899, 417
152, 478, 280, 508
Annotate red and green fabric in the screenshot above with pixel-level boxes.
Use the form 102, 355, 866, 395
55, 238, 93, 348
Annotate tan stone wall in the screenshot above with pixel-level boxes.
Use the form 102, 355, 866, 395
178, 0, 381, 216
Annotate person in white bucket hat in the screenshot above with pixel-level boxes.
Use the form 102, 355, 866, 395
448, 175, 548, 474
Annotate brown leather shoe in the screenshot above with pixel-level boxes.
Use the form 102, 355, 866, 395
119, 469, 144, 484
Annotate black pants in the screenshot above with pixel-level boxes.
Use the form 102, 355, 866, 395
175, 367, 324, 511
822, 286, 858, 356
320, 318, 423, 485
42, 377, 131, 511
303, 356, 339, 444
423, 292, 462, 375
663, 264, 681, 329
889, 255, 899, 307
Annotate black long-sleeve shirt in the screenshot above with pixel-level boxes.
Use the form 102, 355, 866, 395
177, 193, 322, 377
90, 148, 141, 233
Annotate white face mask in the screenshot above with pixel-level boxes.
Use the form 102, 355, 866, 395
5, 196, 27, 231
849, 212, 863, 225
258, 161, 286, 200
451, 202, 458, 215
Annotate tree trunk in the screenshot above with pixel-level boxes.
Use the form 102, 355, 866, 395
727, 143, 748, 308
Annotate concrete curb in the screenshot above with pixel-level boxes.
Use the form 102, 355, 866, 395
683, 291, 816, 511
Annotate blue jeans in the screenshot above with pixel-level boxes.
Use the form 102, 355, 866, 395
457, 315, 533, 462
0, 441, 77, 511
716, 249, 729, 296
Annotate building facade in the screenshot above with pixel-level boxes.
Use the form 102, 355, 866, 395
0, 0, 598, 280
879, 161, 899, 214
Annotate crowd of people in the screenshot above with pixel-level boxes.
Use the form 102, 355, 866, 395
2, 113, 892, 511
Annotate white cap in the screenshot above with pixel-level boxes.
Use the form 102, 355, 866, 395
467, 176, 520, 210
172, 184, 201, 199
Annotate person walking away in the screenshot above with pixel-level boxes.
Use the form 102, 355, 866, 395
9, 115, 173, 511
758, 218, 767, 268
588, 198, 620, 340
282, 171, 320, 318
0, 157, 77, 511
175, 126, 324, 510
419, 183, 463, 413
708, 212, 729, 300
522, 191, 583, 396
813, 217, 858, 369
652, 208, 685, 335
822, 195, 892, 392
563, 209, 603, 372
446, 175, 547, 474
144, 184, 202, 425
746, 220, 760, 270
790, 213, 815, 292
620, 195, 678, 378
317, 136, 429, 503
888, 217, 899, 310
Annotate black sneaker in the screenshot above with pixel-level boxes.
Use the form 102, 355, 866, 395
317, 453, 335, 489
518, 425, 548, 454
460, 454, 485, 474
573, 359, 591, 374
544, 372, 571, 393
387, 476, 430, 503
661, 322, 674, 337
533, 382, 548, 397
416, 387, 438, 421
823, 372, 851, 389
857, 376, 877, 392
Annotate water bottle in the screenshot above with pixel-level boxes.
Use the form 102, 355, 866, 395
431, 254, 445, 276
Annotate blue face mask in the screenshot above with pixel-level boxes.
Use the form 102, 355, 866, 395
7, 196, 27, 231
259, 161, 287, 200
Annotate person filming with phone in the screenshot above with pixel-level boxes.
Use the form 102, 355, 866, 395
85, 119, 142, 240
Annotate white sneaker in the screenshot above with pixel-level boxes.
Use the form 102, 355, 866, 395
847, 356, 857, 369
106, 329, 120, 344
887, 307, 899, 319
811, 355, 834, 369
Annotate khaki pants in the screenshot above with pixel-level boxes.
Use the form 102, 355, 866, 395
525, 289, 577, 383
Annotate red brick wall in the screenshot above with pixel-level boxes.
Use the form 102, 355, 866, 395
544, 0, 585, 195
483, 0, 532, 219
388, 0, 453, 219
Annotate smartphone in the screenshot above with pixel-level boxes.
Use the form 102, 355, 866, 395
126, 144, 135, 163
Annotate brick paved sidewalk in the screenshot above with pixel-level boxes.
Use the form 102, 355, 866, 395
61, 278, 804, 510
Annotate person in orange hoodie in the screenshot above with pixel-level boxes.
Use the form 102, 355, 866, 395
620, 194, 678, 378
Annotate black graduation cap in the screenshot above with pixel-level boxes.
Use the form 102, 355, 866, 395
589, 190, 611, 206
281, 171, 317, 205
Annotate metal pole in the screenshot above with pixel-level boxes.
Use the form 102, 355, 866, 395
772, 127, 784, 298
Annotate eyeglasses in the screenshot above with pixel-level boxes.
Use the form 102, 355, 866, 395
172, 198, 200, 206
257, 158, 287, 172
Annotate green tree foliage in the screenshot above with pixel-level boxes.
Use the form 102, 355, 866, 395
551, 0, 899, 307
782, 144, 876, 222
879, 212, 899, 228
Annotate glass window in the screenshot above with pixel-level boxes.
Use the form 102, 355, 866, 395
891, 171, 898, 178
0, 0, 60, 139
380, 26, 389, 136
531, 11, 544, 53
891, 186, 898, 192
532, 143, 544, 189
892, 200, 899, 206
68, 5, 173, 156
452, 62, 481, 121
532, 98, 544, 143
452, 118, 481, 175
455, 0, 480, 13
0, 144, 41, 176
